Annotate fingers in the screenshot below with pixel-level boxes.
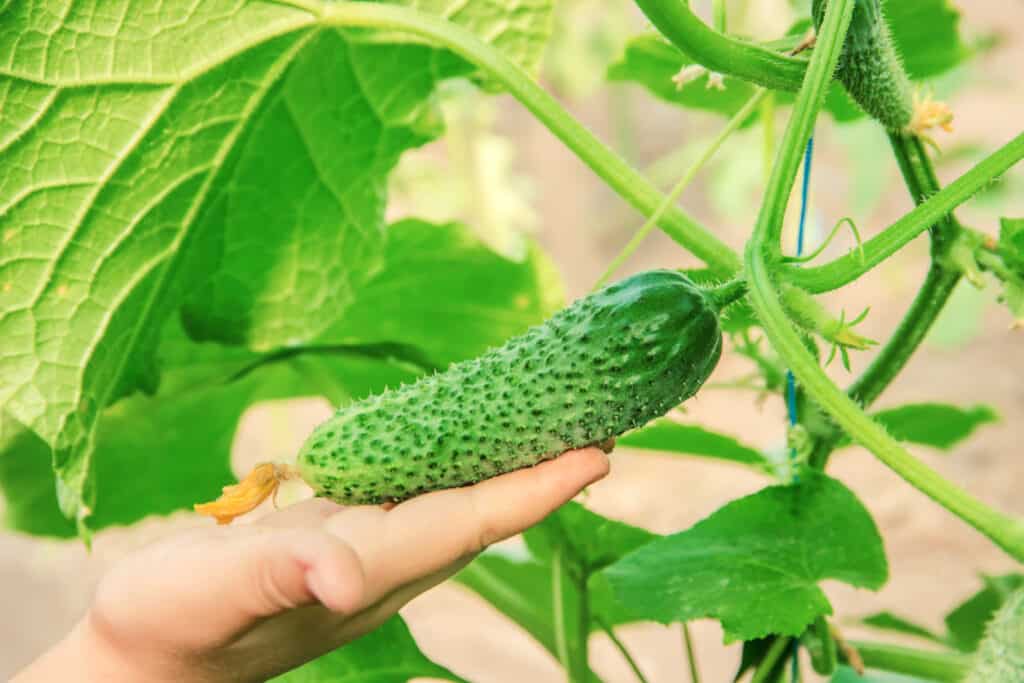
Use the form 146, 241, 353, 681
325, 447, 609, 605
255, 498, 344, 528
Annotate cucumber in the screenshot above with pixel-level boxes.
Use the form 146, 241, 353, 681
297, 269, 723, 504
812, 0, 913, 131
964, 588, 1024, 683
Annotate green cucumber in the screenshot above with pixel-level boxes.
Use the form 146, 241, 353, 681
297, 269, 723, 504
964, 588, 1024, 683
812, 0, 913, 131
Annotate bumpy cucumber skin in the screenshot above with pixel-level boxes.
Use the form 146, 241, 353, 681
813, 0, 912, 130
298, 270, 722, 504
965, 588, 1024, 683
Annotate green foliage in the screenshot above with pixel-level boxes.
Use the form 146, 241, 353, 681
859, 612, 946, 645
618, 419, 770, 470
0, 0, 555, 531
602, 472, 887, 641
830, 667, 932, 683
836, 402, 999, 451
270, 614, 467, 682
946, 573, 1024, 652
454, 504, 656, 681
963, 588, 1024, 683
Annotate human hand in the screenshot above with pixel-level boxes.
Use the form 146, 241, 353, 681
14, 448, 609, 683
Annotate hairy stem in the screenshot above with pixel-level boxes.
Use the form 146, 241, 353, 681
744, 0, 1024, 561
318, 1, 740, 273
595, 89, 766, 288
849, 641, 972, 682
633, 0, 807, 91
810, 135, 962, 468
782, 131, 1024, 292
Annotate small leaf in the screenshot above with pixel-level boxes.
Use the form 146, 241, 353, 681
619, 419, 769, 470
602, 472, 887, 641
838, 403, 998, 451
860, 611, 947, 644
269, 614, 466, 682
945, 573, 1024, 652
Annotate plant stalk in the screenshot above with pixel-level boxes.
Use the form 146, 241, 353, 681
743, 0, 1024, 562
782, 131, 1024, 292
576, 570, 590, 682
751, 637, 792, 683
319, 1, 741, 274
632, 0, 807, 91
682, 622, 701, 683
595, 88, 767, 288
849, 641, 972, 682
596, 617, 649, 683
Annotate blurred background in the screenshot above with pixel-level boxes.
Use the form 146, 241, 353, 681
3, 0, 1023, 680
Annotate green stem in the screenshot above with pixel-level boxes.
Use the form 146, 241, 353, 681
712, 0, 727, 33
705, 278, 749, 310
751, 637, 791, 683
595, 89, 767, 288
810, 136, 961, 469
577, 570, 590, 682
782, 131, 1024, 292
596, 617, 649, 683
318, 1, 741, 273
849, 641, 972, 682
552, 546, 572, 678
633, 0, 807, 91
745, 0, 1024, 562
682, 623, 700, 683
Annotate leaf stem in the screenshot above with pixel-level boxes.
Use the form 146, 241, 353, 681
744, 0, 1024, 562
810, 135, 962, 469
576, 570, 591, 682
848, 640, 972, 682
594, 89, 767, 289
318, 1, 741, 273
633, 0, 807, 91
596, 616, 649, 683
751, 637, 792, 683
552, 546, 572, 678
682, 622, 701, 683
781, 131, 1024, 292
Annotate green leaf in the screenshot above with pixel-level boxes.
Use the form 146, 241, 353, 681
999, 218, 1024, 272
326, 219, 563, 366
524, 501, 659, 572
837, 403, 998, 451
0, 0, 554, 530
945, 573, 1024, 652
0, 322, 424, 537
883, 0, 970, 79
860, 612, 947, 645
270, 614, 466, 682
602, 472, 888, 641
619, 419, 769, 470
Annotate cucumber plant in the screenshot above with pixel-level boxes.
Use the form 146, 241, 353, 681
1, 0, 1022, 681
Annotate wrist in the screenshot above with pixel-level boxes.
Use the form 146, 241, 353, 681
13, 613, 211, 683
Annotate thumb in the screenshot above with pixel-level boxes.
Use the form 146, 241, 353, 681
233, 528, 367, 619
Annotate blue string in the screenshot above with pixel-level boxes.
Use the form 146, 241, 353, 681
786, 137, 814, 477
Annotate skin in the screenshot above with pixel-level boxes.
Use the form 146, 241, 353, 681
14, 447, 610, 683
